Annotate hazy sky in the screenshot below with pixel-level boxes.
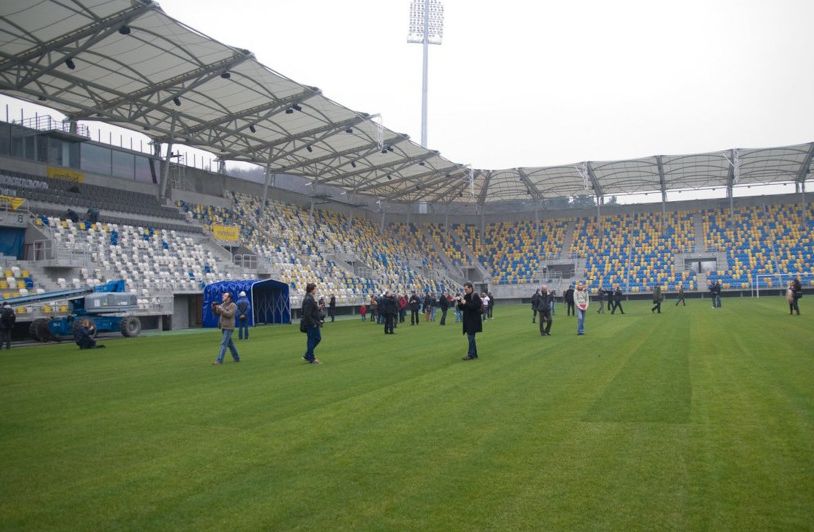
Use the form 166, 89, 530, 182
151, 0, 814, 170
3, 0, 813, 174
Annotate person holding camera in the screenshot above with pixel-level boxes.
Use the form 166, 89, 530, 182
212, 292, 240, 365
457, 282, 483, 361
301, 283, 323, 364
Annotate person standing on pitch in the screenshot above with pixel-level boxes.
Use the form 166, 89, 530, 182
534, 285, 553, 336
611, 285, 624, 314
409, 291, 421, 325
651, 285, 663, 314
675, 285, 686, 306
0, 302, 15, 350
328, 294, 336, 323
236, 290, 250, 340
565, 284, 575, 317
457, 282, 483, 360
301, 283, 323, 364
382, 290, 397, 334
212, 292, 240, 365
531, 288, 541, 323
787, 278, 802, 315
574, 281, 589, 335
595, 287, 604, 314
438, 291, 449, 325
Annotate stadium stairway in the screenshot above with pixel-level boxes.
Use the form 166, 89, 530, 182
558, 219, 578, 259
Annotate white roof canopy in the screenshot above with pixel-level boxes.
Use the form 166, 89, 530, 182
1, 0, 812, 205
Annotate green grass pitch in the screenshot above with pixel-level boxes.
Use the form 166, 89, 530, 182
1, 297, 812, 530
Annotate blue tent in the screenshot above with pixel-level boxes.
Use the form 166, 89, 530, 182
202, 279, 290, 328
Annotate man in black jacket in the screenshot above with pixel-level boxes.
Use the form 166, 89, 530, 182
382, 290, 397, 334
611, 286, 624, 314
301, 283, 323, 364
531, 289, 541, 323
534, 285, 553, 336
457, 282, 483, 361
409, 291, 421, 325
0, 302, 16, 350
595, 286, 605, 314
565, 285, 575, 316
438, 292, 450, 325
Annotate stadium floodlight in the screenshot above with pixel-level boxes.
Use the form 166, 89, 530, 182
407, 0, 444, 148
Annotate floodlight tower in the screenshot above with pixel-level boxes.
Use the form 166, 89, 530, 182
408, 0, 444, 148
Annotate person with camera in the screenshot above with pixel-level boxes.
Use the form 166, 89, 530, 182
457, 282, 483, 361
212, 292, 240, 365
301, 283, 324, 364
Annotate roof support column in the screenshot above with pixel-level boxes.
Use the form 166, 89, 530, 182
657, 155, 667, 227
158, 112, 177, 201
380, 210, 386, 233
725, 149, 739, 220
797, 142, 814, 230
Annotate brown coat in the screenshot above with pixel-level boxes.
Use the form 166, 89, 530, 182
216, 301, 237, 330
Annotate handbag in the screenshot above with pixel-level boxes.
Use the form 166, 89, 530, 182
299, 321, 307, 333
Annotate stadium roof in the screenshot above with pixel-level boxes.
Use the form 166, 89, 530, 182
1, 0, 812, 205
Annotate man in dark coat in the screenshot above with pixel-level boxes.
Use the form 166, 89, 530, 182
606, 287, 614, 311
534, 285, 554, 336
301, 283, 323, 364
423, 293, 433, 322
457, 282, 483, 361
611, 286, 624, 314
595, 286, 605, 314
409, 292, 421, 325
74, 319, 105, 349
565, 285, 575, 316
531, 289, 541, 323
328, 294, 336, 322
438, 292, 450, 325
0, 302, 16, 349
382, 290, 397, 334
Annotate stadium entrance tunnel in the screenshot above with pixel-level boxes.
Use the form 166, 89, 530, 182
202, 279, 291, 328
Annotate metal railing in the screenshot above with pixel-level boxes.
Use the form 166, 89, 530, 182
20, 115, 90, 138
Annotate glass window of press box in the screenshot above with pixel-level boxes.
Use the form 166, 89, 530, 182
0, 122, 156, 183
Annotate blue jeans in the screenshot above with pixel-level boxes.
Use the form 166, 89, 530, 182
455, 309, 462, 322
237, 317, 249, 339
217, 329, 240, 362
467, 333, 478, 358
577, 309, 585, 335
305, 325, 321, 361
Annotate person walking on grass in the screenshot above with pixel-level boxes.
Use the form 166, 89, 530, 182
675, 285, 686, 306
301, 283, 324, 365
409, 291, 421, 325
651, 285, 663, 314
458, 282, 483, 361
574, 281, 589, 335
595, 287, 604, 314
611, 285, 624, 314
212, 292, 239, 365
